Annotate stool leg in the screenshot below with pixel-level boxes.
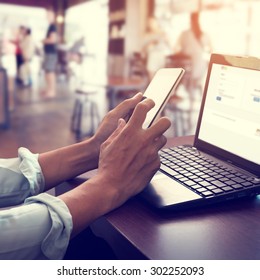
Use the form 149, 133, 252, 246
93, 102, 100, 133
75, 101, 83, 140
71, 99, 80, 132
72, 93, 101, 139
90, 101, 95, 135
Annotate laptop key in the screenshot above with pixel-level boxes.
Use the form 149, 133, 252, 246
206, 185, 217, 190
193, 177, 203, 182
160, 164, 179, 177
214, 174, 224, 179
196, 172, 205, 176
208, 171, 218, 176
196, 187, 208, 193
189, 175, 199, 180
219, 177, 230, 182
232, 184, 244, 189
184, 180, 197, 186
174, 174, 185, 179
199, 181, 211, 187
226, 174, 236, 179
241, 181, 253, 187
206, 177, 216, 182
212, 180, 226, 188
191, 184, 204, 189
201, 174, 210, 179
201, 191, 214, 197
225, 180, 236, 185
222, 186, 233, 192
185, 172, 194, 177
178, 177, 189, 182
212, 188, 225, 194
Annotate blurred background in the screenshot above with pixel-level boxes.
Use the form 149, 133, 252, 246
1, 0, 260, 158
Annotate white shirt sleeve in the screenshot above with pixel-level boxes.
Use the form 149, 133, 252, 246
0, 147, 45, 207
0, 193, 72, 259
0, 148, 73, 259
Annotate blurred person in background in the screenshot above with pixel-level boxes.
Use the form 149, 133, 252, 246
9, 25, 26, 84
175, 12, 212, 87
42, 8, 58, 98
2, 24, 17, 110
19, 27, 35, 87
142, 17, 171, 80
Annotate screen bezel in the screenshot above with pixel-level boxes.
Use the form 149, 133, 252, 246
194, 53, 260, 176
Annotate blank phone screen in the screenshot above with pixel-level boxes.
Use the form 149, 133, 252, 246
142, 68, 184, 128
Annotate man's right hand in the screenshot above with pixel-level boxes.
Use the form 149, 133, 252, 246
96, 97, 171, 209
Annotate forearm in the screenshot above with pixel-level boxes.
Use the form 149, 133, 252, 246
38, 137, 100, 190
59, 175, 117, 237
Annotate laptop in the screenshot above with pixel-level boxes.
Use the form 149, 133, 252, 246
140, 53, 260, 210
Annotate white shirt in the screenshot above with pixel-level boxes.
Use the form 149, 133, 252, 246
0, 148, 72, 259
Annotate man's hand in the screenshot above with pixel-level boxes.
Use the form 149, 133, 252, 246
96, 98, 171, 209
93, 93, 143, 147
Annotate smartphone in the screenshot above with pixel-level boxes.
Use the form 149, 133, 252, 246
142, 68, 185, 129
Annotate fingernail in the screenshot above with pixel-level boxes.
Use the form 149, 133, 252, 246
134, 92, 143, 99
118, 118, 125, 127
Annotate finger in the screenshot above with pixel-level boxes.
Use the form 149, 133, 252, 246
138, 156, 161, 185
153, 135, 167, 151
144, 136, 166, 165
114, 118, 126, 136
147, 117, 171, 139
128, 98, 155, 128
124, 93, 145, 122
106, 118, 126, 143
112, 92, 143, 119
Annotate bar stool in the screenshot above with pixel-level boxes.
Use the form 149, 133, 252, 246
71, 86, 100, 141
165, 95, 191, 136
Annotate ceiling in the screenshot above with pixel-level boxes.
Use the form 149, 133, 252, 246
0, 0, 56, 8
0, 0, 85, 10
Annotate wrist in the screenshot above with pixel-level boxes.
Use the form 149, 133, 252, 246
77, 136, 100, 170
91, 132, 104, 150
61, 175, 120, 236
87, 175, 120, 213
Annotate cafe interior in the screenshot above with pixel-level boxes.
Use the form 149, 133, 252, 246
0, 0, 260, 159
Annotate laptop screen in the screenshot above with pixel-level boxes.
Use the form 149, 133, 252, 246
195, 54, 260, 173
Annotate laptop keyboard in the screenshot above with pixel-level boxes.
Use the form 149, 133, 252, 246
159, 146, 259, 198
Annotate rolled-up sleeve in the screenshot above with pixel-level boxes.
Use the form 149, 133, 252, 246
0, 147, 45, 207
0, 148, 73, 259
0, 193, 72, 259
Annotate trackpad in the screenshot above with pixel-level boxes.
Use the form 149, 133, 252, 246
141, 172, 201, 208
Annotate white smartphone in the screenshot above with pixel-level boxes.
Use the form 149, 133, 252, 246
142, 68, 185, 129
